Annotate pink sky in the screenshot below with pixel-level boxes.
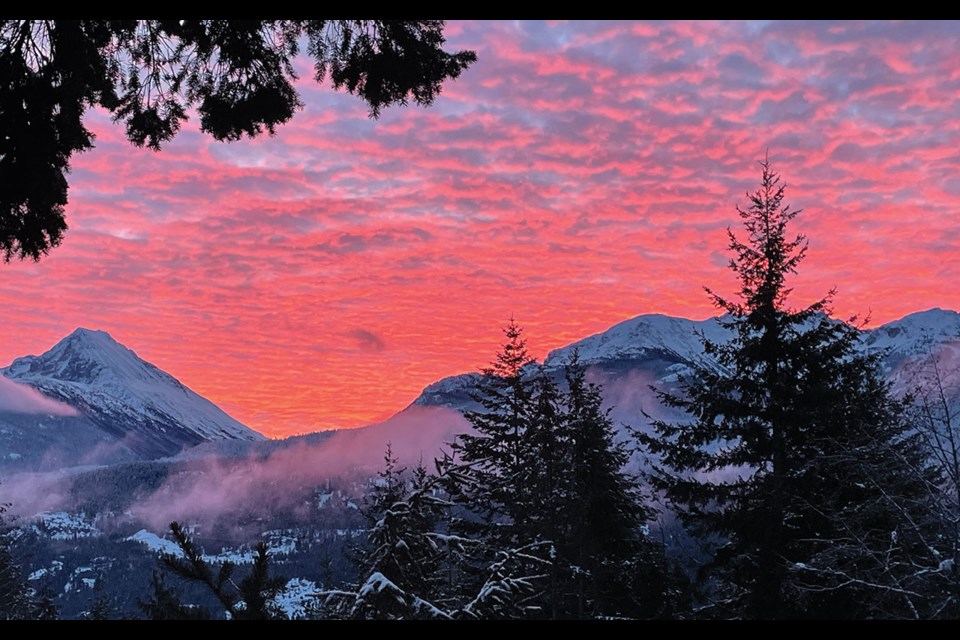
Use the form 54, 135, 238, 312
2, 21, 959, 437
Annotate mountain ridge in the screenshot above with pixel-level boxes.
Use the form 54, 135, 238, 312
1, 327, 265, 465
413, 307, 960, 412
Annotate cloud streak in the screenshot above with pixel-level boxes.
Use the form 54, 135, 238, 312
0, 377, 78, 416
129, 406, 469, 529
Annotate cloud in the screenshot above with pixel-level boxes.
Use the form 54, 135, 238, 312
0, 377, 78, 416
346, 328, 386, 352
127, 406, 470, 529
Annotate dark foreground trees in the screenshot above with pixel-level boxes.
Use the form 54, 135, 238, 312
446, 322, 682, 619
0, 498, 57, 620
0, 507, 34, 620
0, 20, 476, 261
640, 158, 943, 619
311, 322, 682, 620
139, 521, 287, 620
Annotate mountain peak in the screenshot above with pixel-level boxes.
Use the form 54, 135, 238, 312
2, 328, 265, 457
862, 308, 960, 362
891, 307, 959, 324
544, 313, 732, 367
67, 327, 117, 342
4, 327, 151, 386
60, 327, 126, 355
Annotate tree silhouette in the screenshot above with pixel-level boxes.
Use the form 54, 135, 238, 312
640, 158, 941, 619
446, 323, 680, 618
155, 521, 287, 620
0, 495, 57, 620
0, 20, 476, 261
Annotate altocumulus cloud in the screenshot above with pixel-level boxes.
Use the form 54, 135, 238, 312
346, 328, 386, 352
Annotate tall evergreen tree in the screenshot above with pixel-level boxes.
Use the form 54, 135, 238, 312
562, 352, 664, 618
448, 323, 680, 619
452, 317, 538, 548
640, 158, 940, 619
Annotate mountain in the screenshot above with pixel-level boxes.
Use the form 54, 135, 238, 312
1, 328, 264, 463
862, 308, 960, 366
412, 308, 960, 413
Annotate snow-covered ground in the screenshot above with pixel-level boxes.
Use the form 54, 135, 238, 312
125, 527, 316, 564
271, 578, 319, 619
33, 512, 100, 540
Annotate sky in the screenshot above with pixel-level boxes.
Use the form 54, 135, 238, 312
2, 20, 960, 438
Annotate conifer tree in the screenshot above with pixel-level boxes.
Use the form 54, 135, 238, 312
342, 446, 450, 619
316, 445, 545, 620
562, 353, 660, 618
0, 531, 32, 620
448, 324, 680, 619
155, 521, 287, 620
452, 317, 538, 548
640, 158, 940, 619
0, 497, 54, 620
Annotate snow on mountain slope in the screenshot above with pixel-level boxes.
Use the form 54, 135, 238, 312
544, 313, 732, 369
413, 309, 960, 413
2, 328, 264, 459
862, 308, 960, 366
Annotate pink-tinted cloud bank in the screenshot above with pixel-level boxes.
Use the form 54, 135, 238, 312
0, 377, 78, 416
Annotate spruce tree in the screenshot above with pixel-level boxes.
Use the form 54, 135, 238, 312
562, 353, 662, 618
521, 366, 570, 617
640, 158, 940, 619
452, 317, 538, 547
444, 320, 560, 618
448, 324, 680, 619
344, 446, 450, 619
317, 444, 547, 620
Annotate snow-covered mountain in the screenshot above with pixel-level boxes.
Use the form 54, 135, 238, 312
413, 308, 960, 412
1, 328, 264, 462
544, 313, 731, 369
862, 308, 960, 366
